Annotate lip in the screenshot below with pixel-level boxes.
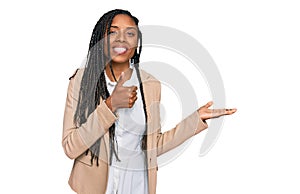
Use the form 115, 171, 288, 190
112, 45, 129, 55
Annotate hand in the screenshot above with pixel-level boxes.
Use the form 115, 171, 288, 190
197, 101, 237, 121
105, 71, 138, 112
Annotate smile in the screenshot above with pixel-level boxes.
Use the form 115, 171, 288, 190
113, 47, 128, 54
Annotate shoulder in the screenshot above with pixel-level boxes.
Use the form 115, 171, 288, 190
139, 69, 161, 100
69, 69, 79, 80
67, 68, 85, 99
140, 69, 161, 92
68, 68, 85, 81
140, 69, 160, 84
68, 68, 85, 89
68, 68, 85, 91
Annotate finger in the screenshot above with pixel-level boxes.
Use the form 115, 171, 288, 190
127, 86, 138, 93
131, 86, 138, 92
211, 108, 237, 118
129, 91, 137, 98
204, 101, 213, 108
131, 90, 137, 97
212, 108, 226, 116
225, 108, 237, 115
118, 68, 133, 85
129, 96, 138, 108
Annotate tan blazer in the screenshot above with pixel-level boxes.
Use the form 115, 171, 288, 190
62, 68, 208, 194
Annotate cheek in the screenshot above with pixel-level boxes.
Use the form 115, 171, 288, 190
128, 39, 138, 56
130, 38, 138, 48
128, 48, 136, 58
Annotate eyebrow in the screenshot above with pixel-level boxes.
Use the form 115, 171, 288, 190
110, 26, 137, 31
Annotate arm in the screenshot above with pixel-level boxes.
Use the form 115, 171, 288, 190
155, 87, 236, 157
149, 81, 208, 156
156, 110, 208, 156
62, 76, 117, 159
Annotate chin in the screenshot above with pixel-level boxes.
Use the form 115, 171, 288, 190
111, 53, 135, 64
111, 57, 130, 64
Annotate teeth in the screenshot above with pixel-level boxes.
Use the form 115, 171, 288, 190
113, 47, 127, 54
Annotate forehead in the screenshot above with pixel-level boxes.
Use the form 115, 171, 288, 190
111, 14, 137, 29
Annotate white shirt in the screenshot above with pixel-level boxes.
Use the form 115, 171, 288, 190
104, 65, 148, 194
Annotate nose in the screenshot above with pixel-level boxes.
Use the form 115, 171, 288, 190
116, 30, 126, 42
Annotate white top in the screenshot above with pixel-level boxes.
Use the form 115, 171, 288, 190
104, 65, 148, 194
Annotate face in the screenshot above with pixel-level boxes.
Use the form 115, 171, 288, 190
104, 14, 138, 64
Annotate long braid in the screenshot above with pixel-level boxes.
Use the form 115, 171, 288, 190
74, 9, 147, 166
133, 30, 148, 150
104, 11, 125, 165
106, 13, 118, 82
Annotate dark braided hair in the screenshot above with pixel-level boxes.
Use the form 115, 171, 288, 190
74, 9, 147, 166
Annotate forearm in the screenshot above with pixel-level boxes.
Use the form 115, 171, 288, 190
156, 110, 208, 156
62, 79, 117, 159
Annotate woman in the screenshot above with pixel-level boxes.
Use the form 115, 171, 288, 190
62, 9, 236, 194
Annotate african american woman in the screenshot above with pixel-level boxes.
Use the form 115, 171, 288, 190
62, 9, 237, 194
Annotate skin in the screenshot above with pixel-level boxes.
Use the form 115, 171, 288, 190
104, 14, 139, 112
104, 14, 138, 81
104, 14, 237, 121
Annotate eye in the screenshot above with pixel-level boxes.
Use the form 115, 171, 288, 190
127, 31, 136, 37
109, 31, 117, 35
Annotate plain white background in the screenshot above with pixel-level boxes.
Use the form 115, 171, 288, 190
0, 0, 299, 193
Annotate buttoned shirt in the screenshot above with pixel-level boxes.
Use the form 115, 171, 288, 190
104, 65, 148, 194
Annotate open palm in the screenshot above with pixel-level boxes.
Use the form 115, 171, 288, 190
198, 101, 237, 121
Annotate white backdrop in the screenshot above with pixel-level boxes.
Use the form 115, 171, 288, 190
0, 0, 299, 193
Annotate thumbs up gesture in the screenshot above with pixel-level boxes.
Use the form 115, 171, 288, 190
105, 71, 138, 112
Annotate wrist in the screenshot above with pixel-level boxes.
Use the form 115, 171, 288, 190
197, 108, 206, 122
105, 97, 116, 112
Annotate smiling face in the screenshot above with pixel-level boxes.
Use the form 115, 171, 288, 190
104, 14, 139, 65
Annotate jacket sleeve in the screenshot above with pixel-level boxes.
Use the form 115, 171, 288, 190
155, 82, 208, 156
62, 75, 117, 159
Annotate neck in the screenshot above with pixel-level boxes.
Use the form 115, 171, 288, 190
105, 61, 132, 82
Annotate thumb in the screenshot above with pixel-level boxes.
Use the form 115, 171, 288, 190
204, 101, 213, 108
116, 72, 126, 86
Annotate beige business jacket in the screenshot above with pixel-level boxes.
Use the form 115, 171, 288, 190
62, 68, 208, 194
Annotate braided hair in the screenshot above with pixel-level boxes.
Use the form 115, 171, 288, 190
74, 9, 147, 166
